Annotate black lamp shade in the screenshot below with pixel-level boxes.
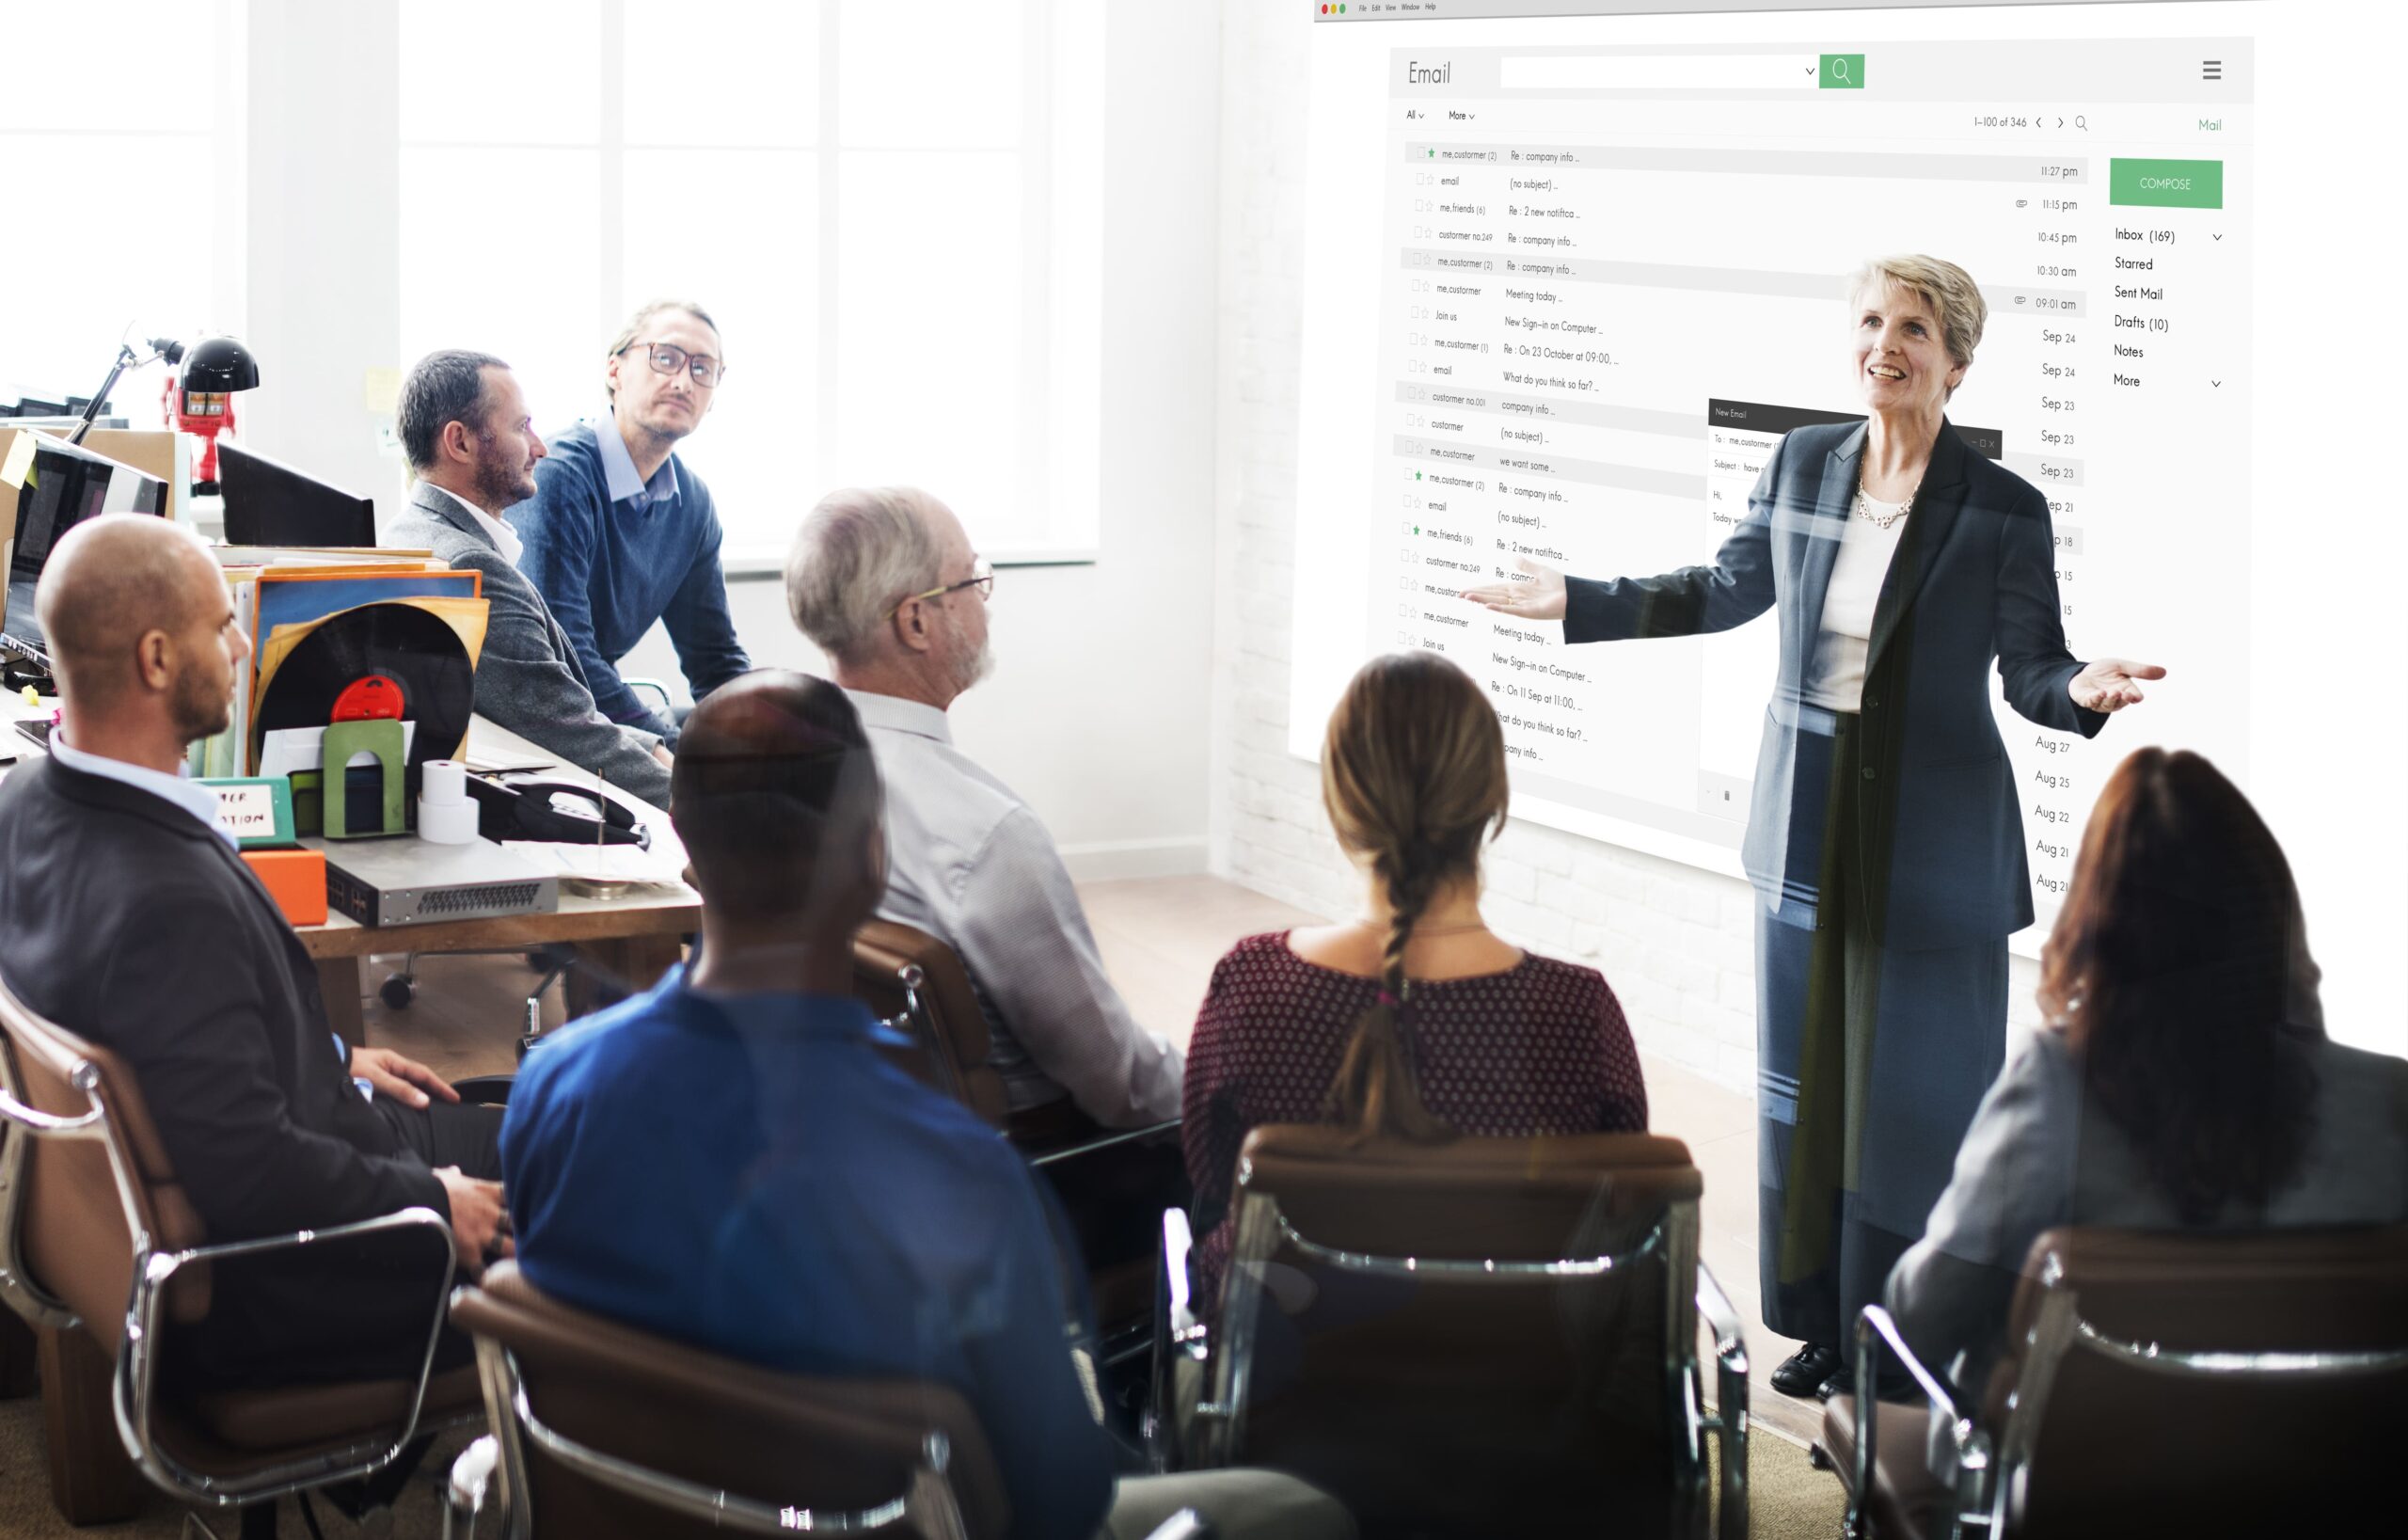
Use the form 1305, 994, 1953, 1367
181, 336, 260, 393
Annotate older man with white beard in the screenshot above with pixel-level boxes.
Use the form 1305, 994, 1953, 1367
784, 487, 1183, 1132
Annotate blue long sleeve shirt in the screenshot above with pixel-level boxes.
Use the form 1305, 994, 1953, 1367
508, 417, 751, 744
500, 968, 1116, 1540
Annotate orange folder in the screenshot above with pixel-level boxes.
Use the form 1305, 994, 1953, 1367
242, 848, 327, 928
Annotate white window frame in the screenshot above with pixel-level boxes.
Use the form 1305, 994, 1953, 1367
399, 0, 1101, 571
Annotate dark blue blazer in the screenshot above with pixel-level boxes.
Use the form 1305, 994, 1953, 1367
1565, 419, 2106, 950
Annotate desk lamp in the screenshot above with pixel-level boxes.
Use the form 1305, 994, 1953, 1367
66, 333, 187, 445
166, 336, 261, 494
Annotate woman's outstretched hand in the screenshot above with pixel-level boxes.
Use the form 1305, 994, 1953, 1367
1461, 557, 1569, 621
2068, 658, 2166, 713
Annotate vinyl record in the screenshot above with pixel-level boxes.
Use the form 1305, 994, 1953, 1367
253, 601, 476, 773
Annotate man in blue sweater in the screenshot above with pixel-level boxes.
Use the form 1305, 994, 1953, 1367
501, 675, 1351, 1540
509, 300, 750, 746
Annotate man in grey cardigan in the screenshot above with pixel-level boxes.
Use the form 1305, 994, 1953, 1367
388, 351, 673, 808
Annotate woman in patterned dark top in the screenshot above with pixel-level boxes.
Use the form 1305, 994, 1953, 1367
1182, 651, 1648, 1306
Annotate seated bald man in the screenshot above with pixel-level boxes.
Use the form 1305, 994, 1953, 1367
0, 515, 510, 1390
501, 674, 1352, 1540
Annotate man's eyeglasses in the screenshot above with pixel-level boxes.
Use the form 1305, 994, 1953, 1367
622, 341, 725, 389
885, 556, 995, 620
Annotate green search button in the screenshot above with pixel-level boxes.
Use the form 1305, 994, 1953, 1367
1820, 54, 1864, 89
2110, 158, 2223, 210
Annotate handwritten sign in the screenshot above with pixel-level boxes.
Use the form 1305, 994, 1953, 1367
201, 777, 295, 849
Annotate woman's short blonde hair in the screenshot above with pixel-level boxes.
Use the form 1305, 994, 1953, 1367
1848, 255, 1987, 376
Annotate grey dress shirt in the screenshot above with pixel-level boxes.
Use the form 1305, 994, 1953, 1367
847, 689, 1183, 1128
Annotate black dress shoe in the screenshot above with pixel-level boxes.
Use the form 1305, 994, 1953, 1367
1771, 1343, 1842, 1399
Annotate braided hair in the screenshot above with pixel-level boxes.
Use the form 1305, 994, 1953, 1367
1318, 653, 1511, 1141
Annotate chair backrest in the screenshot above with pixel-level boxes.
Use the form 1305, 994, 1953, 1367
1214, 1124, 1704, 1537
1991, 1224, 2408, 1538
851, 920, 1014, 1127
0, 972, 211, 1349
453, 1262, 1010, 1540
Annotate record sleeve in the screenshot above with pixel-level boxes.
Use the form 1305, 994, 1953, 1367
251, 601, 476, 774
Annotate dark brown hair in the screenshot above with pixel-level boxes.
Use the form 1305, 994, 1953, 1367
2039, 748, 2322, 1221
1318, 652, 1510, 1139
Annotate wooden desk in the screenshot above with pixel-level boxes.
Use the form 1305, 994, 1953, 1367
299, 716, 697, 1042
0, 704, 697, 1044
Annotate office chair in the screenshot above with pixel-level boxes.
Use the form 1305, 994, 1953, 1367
1816, 1224, 2408, 1538
1153, 1124, 1748, 1539
445, 1262, 1213, 1540
0, 973, 480, 1536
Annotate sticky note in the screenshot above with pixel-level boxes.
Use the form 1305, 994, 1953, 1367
0, 431, 34, 489
362, 367, 403, 415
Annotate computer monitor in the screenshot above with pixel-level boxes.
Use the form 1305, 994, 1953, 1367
2, 435, 170, 660
218, 441, 378, 548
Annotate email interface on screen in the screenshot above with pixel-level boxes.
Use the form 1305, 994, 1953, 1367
1291, 5, 2252, 944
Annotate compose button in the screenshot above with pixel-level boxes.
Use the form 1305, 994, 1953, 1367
2110, 158, 2223, 209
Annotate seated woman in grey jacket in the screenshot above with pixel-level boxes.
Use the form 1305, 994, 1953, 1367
1887, 747, 2408, 1398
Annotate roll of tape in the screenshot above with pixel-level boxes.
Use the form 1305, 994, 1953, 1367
418, 794, 480, 845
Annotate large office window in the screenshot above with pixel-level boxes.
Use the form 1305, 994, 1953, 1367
0, 3, 230, 420
399, 0, 1101, 563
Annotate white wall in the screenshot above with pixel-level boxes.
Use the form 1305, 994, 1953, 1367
618, 1, 1223, 877
224, 2, 1221, 878
239, 1, 403, 513
1207, 8, 2046, 1094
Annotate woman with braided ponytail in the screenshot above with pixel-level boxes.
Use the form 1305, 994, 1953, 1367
1182, 652, 1648, 1307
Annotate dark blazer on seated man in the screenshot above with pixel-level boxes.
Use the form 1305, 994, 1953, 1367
0, 754, 503, 1389
388, 478, 673, 808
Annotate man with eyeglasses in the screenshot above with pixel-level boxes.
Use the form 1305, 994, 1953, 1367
785, 486, 1184, 1136
508, 300, 751, 748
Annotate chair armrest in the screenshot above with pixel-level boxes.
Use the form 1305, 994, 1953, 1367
1163, 1207, 1203, 1351
445, 1433, 499, 1538
1848, 1305, 1989, 1540
1142, 1509, 1213, 1540
122, 1208, 460, 1502
1149, 1207, 1209, 1472
451, 1074, 515, 1106
1027, 1118, 1181, 1168
623, 677, 676, 717
1696, 1262, 1750, 1540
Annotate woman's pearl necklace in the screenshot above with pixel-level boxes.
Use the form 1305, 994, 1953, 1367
1855, 484, 1914, 531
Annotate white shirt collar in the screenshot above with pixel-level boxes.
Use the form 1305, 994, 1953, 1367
843, 689, 953, 746
49, 730, 236, 848
592, 408, 682, 510
425, 482, 525, 564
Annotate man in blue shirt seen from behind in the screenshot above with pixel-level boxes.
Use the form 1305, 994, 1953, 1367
499, 673, 1351, 1540
509, 300, 750, 746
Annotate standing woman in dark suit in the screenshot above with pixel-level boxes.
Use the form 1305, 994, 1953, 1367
1463, 255, 2164, 1398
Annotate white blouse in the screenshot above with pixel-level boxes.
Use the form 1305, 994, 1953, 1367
1804, 491, 1911, 712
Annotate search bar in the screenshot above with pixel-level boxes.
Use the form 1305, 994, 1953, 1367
1498, 54, 1864, 91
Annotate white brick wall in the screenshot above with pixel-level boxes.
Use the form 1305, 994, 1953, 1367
1204, 9, 2041, 1095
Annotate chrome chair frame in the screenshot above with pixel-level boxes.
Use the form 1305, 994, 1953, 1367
1845, 1245, 2408, 1540
1155, 1188, 1750, 1540
870, 960, 1180, 1161
0, 1051, 460, 1510
443, 1334, 973, 1538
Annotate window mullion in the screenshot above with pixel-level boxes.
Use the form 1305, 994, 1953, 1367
598, 0, 627, 367
817, 0, 843, 493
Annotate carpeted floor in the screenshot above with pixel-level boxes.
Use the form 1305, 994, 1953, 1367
0, 1394, 1848, 1538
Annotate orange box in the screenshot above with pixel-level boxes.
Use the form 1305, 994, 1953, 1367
242, 848, 327, 927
